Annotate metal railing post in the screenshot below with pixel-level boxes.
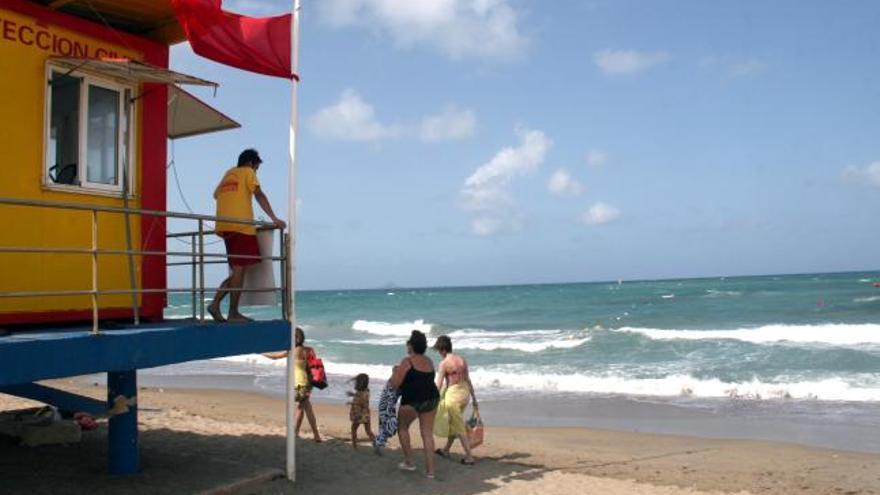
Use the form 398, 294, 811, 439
91, 210, 99, 334
0, 199, 287, 328
198, 220, 205, 323
191, 234, 197, 320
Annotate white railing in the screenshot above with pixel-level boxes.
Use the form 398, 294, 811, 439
0, 197, 290, 333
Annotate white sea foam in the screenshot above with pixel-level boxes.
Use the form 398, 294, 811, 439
333, 328, 590, 353
217, 354, 394, 378
212, 355, 880, 401
218, 354, 283, 367
351, 319, 432, 336
854, 296, 880, 303
704, 289, 742, 298
447, 329, 591, 352
467, 369, 880, 402
343, 321, 593, 352
617, 324, 880, 346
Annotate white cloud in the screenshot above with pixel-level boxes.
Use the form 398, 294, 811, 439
460, 128, 552, 235
842, 162, 880, 188
594, 49, 669, 75
547, 169, 583, 197
419, 106, 476, 142
581, 201, 621, 226
309, 90, 475, 142
586, 149, 608, 167
308, 89, 402, 141
317, 0, 528, 61
727, 59, 768, 78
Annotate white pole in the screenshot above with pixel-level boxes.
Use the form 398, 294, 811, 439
285, 0, 302, 483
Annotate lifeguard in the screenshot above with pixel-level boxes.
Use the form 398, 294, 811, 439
208, 148, 286, 322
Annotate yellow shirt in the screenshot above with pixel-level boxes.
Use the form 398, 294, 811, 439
214, 166, 260, 235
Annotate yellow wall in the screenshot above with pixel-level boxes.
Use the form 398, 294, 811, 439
0, 7, 146, 316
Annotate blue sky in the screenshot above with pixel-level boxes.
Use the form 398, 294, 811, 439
168, 0, 880, 290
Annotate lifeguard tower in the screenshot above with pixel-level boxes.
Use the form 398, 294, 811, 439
0, 0, 291, 475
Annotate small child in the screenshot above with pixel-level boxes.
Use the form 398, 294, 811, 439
348, 373, 375, 449
372, 366, 401, 456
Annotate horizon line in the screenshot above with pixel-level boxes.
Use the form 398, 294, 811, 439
296, 268, 880, 293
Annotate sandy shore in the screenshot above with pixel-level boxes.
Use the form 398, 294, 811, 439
2, 380, 879, 494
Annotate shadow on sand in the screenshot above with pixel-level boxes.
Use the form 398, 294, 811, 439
0, 427, 549, 495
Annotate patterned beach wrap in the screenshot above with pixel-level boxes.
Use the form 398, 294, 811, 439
433, 383, 470, 438
375, 384, 400, 448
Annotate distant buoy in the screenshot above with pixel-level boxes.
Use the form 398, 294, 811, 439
874, 283, 880, 288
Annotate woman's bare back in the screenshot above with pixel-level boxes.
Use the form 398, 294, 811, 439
442, 353, 467, 386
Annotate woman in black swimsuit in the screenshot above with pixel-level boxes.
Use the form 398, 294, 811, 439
390, 330, 440, 478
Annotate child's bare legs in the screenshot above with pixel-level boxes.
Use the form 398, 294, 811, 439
365, 420, 376, 441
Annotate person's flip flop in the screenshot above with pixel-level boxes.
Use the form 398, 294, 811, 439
461, 459, 476, 466
434, 449, 449, 458
398, 462, 417, 472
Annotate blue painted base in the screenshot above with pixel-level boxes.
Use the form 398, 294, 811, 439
0, 383, 105, 416
0, 320, 291, 387
108, 370, 138, 475
0, 319, 291, 476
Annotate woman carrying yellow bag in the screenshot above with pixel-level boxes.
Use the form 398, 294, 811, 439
432, 335, 478, 465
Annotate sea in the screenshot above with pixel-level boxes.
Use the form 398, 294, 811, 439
149, 270, 880, 451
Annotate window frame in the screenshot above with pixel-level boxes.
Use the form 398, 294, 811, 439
43, 63, 137, 197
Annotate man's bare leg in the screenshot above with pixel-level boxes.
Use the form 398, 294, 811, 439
207, 277, 231, 322
227, 265, 252, 322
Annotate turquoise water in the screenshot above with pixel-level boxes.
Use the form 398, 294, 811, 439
166, 271, 880, 402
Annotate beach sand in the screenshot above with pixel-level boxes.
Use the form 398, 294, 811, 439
2, 380, 879, 495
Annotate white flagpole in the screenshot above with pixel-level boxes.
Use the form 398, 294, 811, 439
285, 0, 302, 483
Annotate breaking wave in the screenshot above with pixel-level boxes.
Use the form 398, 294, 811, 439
616, 324, 880, 346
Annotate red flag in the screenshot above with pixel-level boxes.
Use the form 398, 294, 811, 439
171, 0, 296, 79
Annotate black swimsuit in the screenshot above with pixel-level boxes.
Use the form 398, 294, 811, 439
400, 358, 440, 413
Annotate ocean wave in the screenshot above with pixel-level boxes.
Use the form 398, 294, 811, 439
213, 355, 880, 401
351, 319, 432, 337
447, 329, 591, 352
332, 328, 591, 353
616, 324, 880, 346
468, 369, 880, 401
854, 296, 880, 303
217, 355, 394, 378
704, 289, 742, 298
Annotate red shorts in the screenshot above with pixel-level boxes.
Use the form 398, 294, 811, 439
220, 232, 261, 267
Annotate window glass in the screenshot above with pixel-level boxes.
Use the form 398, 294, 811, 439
48, 73, 81, 185
121, 89, 132, 192
86, 85, 119, 186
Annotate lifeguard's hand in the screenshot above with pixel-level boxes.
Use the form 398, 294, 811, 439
273, 217, 287, 230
